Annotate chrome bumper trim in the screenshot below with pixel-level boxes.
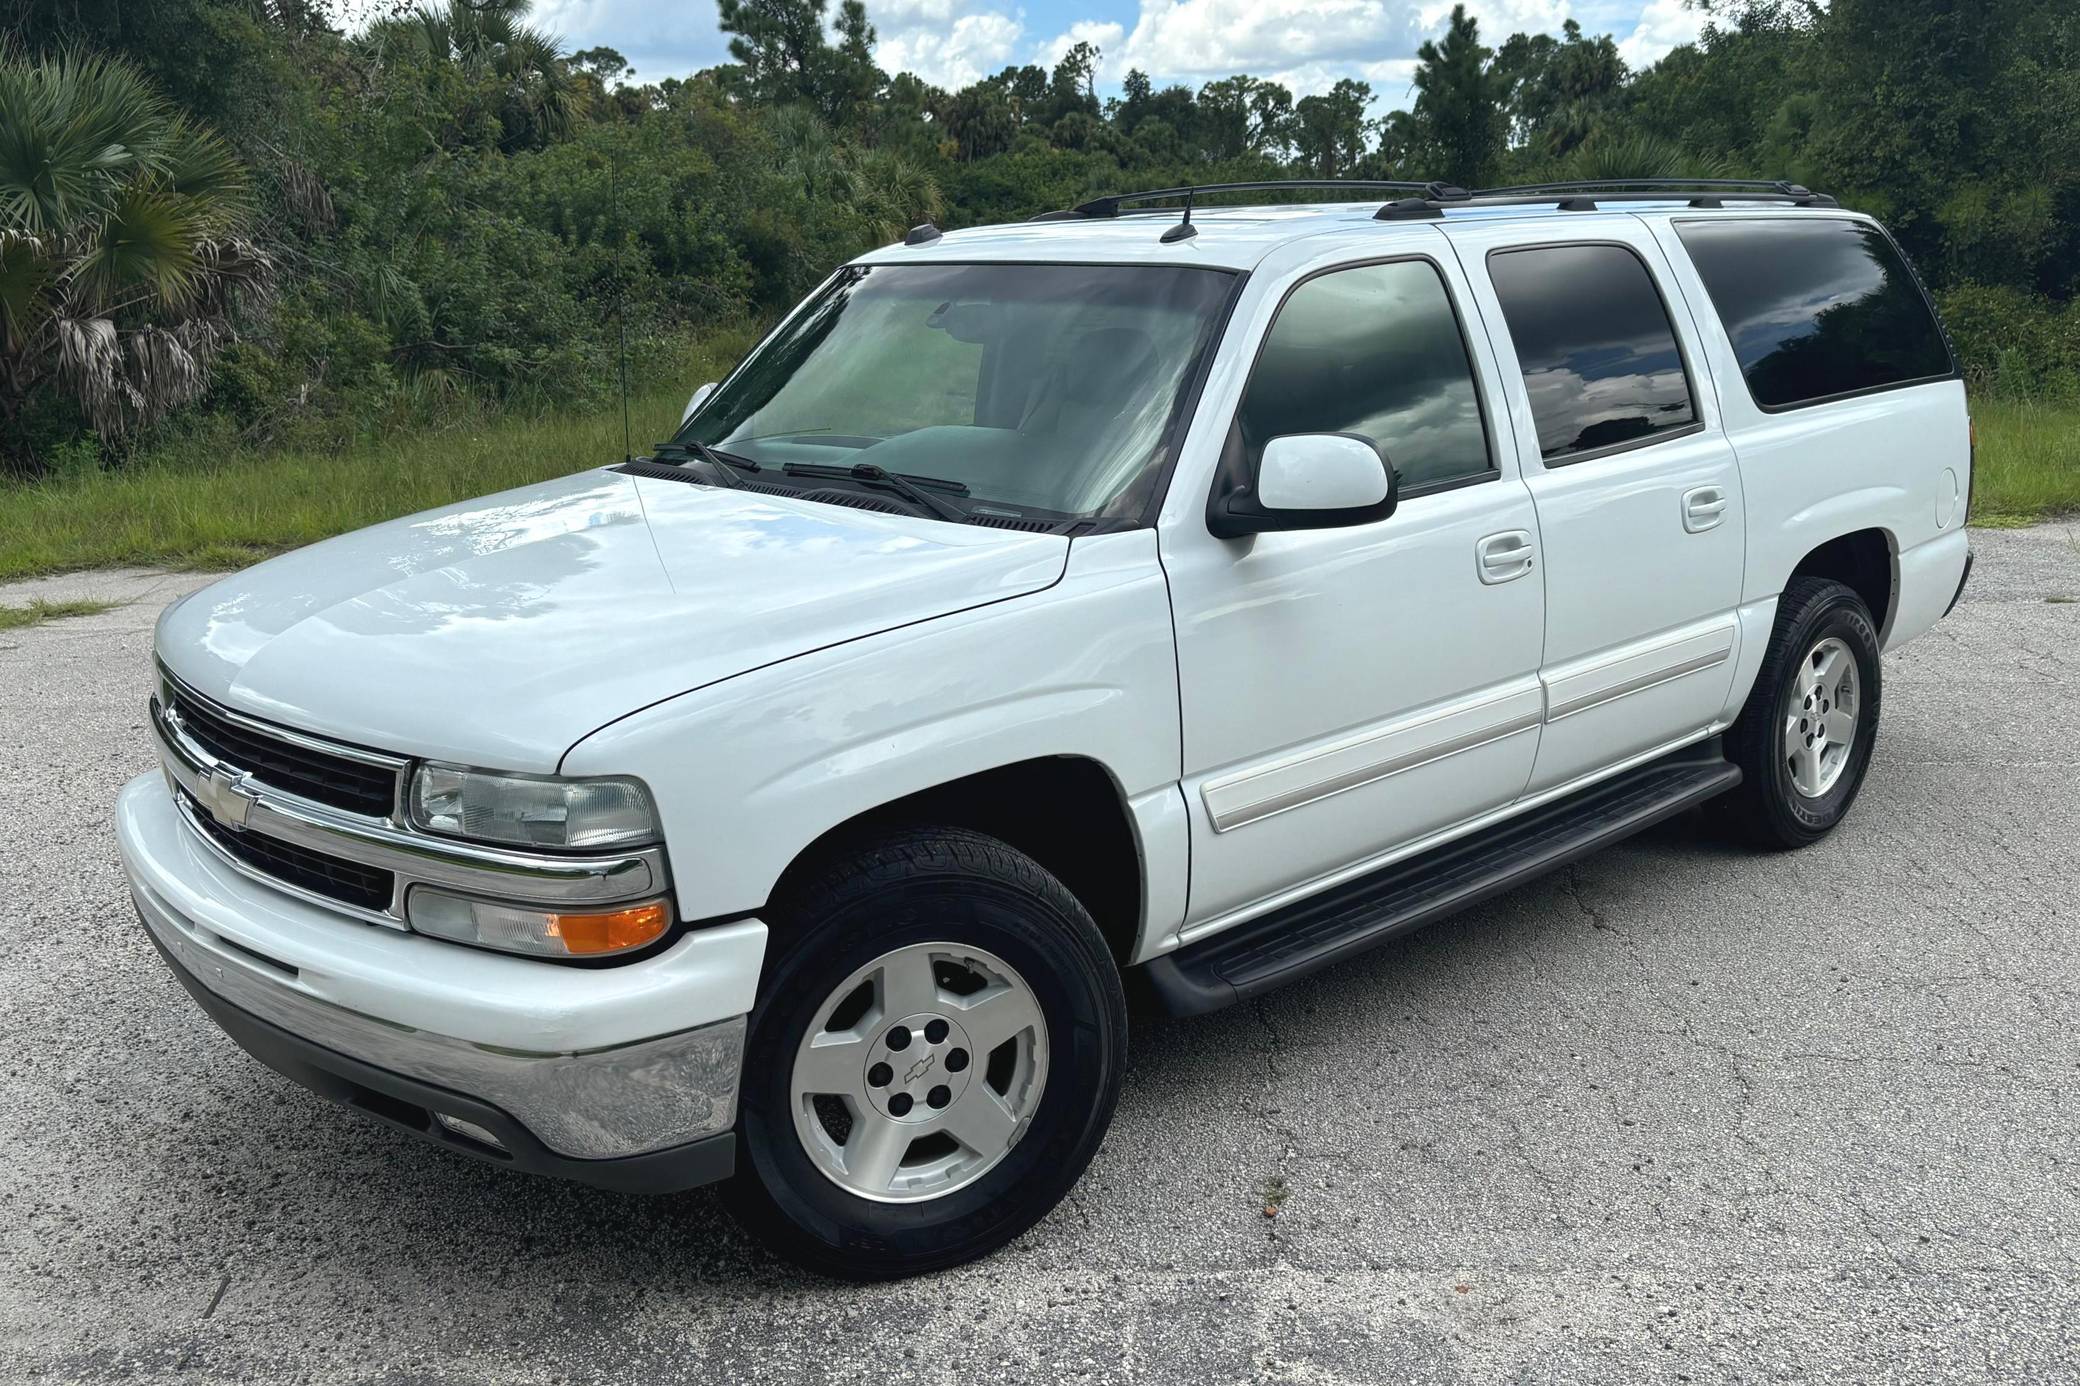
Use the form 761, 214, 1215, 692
152, 698, 665, 912
134, 878, 744, 1159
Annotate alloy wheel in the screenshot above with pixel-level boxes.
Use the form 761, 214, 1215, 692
1783, 635, 1861, 798
790, 941, 1048, 1203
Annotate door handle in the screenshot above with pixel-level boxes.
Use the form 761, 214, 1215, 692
1683, 485, 1729, 533
1477, 530, 1535, 585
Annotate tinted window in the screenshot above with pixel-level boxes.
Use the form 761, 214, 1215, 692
1487, 244, 1698, 461
1236, 260, 1490, 492
1676, 218, 1954, 409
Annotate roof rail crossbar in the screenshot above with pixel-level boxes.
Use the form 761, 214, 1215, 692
1047, 180, 1458, 221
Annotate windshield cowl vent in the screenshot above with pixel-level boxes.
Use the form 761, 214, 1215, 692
804, 489, 912, 514
967, 513, 1060, 533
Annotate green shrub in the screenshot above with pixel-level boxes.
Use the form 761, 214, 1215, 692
1936, 283, 2080, 402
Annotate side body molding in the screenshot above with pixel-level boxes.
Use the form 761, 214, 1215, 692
1542, 620, 1737, 722
1201, 683, 1544, 833
1198, 618, 1738, 835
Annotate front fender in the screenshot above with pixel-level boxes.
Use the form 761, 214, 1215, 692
560, 531, 1183, 931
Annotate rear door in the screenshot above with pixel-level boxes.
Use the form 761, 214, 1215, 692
1445, 217, 1745, 795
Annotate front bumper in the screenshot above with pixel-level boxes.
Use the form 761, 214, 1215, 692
117, 774, 767, 1191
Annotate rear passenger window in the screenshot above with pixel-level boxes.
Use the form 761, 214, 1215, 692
1237, 259, 1491, 493
1675, 218, 1955, 409
1487, 244, 1699, 463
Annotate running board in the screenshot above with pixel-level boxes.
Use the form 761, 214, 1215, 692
1144, 741, 1741, 1016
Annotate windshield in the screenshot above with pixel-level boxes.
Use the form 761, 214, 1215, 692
676, 262, 1236, 522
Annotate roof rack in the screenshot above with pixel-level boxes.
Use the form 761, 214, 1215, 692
1374, 178, 1836, 220
1020, 176, 1837, 243
1035, 180, 1470, 221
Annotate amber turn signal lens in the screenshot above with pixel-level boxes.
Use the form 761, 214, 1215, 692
548, 900, 671, 955
407, 889, 673, 958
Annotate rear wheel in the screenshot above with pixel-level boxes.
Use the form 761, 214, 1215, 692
726, 827, 1126, 1280
1723, 577, 1883, 848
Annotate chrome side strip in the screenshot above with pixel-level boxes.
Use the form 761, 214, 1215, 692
1202, 683, 1544, 833
1543, 622, 1736, 722
153, 704, 664, 909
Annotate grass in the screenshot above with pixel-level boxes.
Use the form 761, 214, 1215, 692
0, 598, 121, 630
1967, 398, 2080, 526
0, 327, 756, 583
0, 368, 2073, 582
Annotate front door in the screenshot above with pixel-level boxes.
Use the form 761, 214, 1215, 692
1159, 238, 1546, 938
1445, 220, 1745, 794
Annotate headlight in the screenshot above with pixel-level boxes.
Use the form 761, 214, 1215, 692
408, 765, 660, 850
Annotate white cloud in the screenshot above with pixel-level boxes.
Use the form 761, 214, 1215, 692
1417, 0, 1569, 34
1110, 0, 1586, 105
530, 0, 1701, 106
878, 8, 1026, 89
1118, 0, 1406, 84
1617, 0, 1707, 67
529, 0, 727, 80
1032, 19, 1129, 81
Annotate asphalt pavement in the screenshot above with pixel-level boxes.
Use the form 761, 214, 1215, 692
2, 526, 2075, 1384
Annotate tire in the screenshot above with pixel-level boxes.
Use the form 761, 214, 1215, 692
1722, 577, 1883, 849
725, 826, 1127, 1280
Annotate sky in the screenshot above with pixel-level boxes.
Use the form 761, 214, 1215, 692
530, 0, 1711, 112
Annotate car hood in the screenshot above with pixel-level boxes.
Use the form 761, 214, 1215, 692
157, 468, 1069, 771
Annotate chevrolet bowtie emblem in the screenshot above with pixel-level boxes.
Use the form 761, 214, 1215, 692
196, 766, 259, 830
903, 1053, 936, 1086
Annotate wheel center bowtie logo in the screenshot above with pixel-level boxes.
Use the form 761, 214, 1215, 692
903, 1053, 936, 1085
196, 765, 259, 830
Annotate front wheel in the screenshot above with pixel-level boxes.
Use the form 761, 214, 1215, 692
726, 827, 1127, 1280
1723, 577, 1884, 848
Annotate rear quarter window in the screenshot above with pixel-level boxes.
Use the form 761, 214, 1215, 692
1674, 218, 1956, 411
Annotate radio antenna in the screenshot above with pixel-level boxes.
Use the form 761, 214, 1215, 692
613, 138, 632, 465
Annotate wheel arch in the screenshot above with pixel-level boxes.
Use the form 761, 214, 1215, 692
1785, 526, 1897, 641
766, 755, 1148, 966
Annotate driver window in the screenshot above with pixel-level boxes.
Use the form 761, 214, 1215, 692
1237, 260, 1493, 494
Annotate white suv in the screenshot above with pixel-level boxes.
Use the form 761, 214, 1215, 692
117, 179, 1974, 1279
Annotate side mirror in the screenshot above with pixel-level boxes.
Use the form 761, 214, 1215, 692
681, 381, 717, 425
1207, 432, 1397, 539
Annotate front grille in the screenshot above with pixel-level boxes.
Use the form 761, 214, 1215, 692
168, 685, 398, 817
184, 792, 397, 913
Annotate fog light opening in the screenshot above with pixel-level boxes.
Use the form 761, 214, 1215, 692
435, 1112, 507, 1150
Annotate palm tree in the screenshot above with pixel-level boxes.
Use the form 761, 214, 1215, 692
0, 51, 272, 469
1558, 133, 1733, 182
362, 0, 584, 150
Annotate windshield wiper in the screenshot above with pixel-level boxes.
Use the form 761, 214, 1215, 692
782, 461, 970, 524
652, 438, 757, 487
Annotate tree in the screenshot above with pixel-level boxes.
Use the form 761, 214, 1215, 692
362, 0, 586, 150
1495, 19, 1625, 156
1292, 79, 1371, 177
0, 52, 272, 468
822, 0, 885, 125
941, 84, 1019, 161
1044, 41, 1102, 125
1199, 76, 1294, 160
1411, 4, 1504, 185
569, 46, 631, 83
981, 64, 1050, 125
717, 0, 825, 105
